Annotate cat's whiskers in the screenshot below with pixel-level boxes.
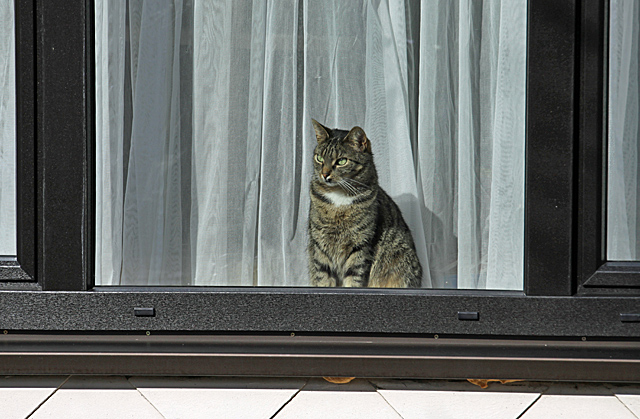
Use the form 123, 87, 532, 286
312, 173, 357, 196
337, 179, 359, 196
337, 182, 353, 196
343, 177, 370, 190
341, 178, 370, 196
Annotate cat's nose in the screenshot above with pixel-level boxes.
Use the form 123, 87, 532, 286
321, 173, 332, 183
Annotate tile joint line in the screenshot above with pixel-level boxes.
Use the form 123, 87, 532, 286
26, 375, 72, 419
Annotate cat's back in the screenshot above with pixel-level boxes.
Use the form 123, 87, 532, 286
368, 187, 422, 288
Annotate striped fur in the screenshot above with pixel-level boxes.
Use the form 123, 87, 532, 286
308, 120, 422, 288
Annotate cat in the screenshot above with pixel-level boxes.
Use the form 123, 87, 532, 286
307, 119, 422, 288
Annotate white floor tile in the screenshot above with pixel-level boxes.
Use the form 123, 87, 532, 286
371, 379, 548, 393
129, 376, 307, 419
608, 384, 640, 417
616, 395, 640, 418
520, 383, 637, 419
0, 376, 68, 419
30, 376, 164, 419
6, 376, 640, 419
274, 379, 401, 419
378, 389, 540, 419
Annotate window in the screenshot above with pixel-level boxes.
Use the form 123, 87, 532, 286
0, 1, 16, 257
580, 0, 640, 293
94, 0, 527, 289
2, 1, 640, 382
608, 0, 640, 261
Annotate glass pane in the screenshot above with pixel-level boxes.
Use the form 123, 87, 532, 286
95, 0, 527, 289
0, 1, 16, 257
608, 0, 640, 260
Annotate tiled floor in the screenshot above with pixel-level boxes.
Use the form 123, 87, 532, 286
2, 376, 640, 419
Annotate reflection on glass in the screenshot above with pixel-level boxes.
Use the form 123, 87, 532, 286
95, 1, 526, 289
608, 0, 640, 260
0, 2, 16, 257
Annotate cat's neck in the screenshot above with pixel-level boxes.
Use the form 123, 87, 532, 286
311, 183, 378, 211
322, 190, 357, 207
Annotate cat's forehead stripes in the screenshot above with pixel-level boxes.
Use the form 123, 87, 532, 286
317, 143, 342, 160
317, 130, 354, 158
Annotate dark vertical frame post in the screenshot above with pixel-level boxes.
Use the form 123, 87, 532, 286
36, 2, 90, 290
86, 0, 96, 290
525, 0, 577, 296
576, 0, 607, 288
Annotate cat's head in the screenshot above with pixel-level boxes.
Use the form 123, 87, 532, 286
310, 119, 376, 194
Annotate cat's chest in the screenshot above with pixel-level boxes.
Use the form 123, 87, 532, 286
312, 202, 372, 242
310, 193, 376, 264
310, 187, 376, 235
314, 223, 360, 263
314, 200, 362, 231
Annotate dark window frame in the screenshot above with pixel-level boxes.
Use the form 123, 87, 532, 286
576, 0, 640, 295
0, 0, 36, 286
2, 0, 640, 381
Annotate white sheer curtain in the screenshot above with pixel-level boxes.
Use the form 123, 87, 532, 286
95, 0, 526, 289
0, 0, 16, 256
608, 0, 640, 261
96, 1, 192, 285
418, 0, 526, 289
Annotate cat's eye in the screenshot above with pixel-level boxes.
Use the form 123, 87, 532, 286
315, 154, 324, 164
336, 158, 348, 166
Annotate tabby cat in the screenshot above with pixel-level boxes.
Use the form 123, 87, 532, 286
307, 119, 422, 288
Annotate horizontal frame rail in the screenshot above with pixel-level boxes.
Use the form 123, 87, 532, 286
1, 334, 639, 381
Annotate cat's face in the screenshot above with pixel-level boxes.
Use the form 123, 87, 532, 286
311, 120, 375, 195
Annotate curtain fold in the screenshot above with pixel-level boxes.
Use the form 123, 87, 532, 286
608, 0, 640, 261
0, 1, 16, 256
96, 0, 191, 285
95, 0, 526, 290
418, 0, 525, 289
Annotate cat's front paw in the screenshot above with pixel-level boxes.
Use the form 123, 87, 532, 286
343, 277, 366, 287
311, 277, 337, 287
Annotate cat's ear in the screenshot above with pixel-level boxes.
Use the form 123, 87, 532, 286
311, 119, 330, 144
344, 126, 372, 153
